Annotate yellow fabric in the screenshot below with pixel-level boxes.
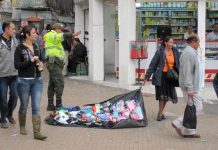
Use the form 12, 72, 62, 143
44, 30, 65, 59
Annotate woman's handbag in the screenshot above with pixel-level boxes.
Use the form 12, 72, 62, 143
165, 55, 179, 81
183, 98, 197, 129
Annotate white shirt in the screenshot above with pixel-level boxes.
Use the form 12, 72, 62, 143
206, 31, 218, 41
184, 32, 196, 40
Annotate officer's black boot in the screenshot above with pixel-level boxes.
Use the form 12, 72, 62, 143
47, 100, 55, 111
56, 100, 63, 109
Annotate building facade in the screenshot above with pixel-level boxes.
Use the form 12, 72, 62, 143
74, 0, 218, 89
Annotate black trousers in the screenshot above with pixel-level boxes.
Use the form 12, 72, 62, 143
68, 57, 79, 73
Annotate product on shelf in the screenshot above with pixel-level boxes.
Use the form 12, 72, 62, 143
207, 2, 218, 31
138, 2, 197, 40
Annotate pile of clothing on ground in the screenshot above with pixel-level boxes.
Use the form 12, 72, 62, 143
45, 89, 147, 129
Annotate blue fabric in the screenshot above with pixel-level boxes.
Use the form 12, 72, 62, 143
0, 76, 18, 122
57, 106, 81, 111
145, 46, 180, 86
17, 77, 42, 115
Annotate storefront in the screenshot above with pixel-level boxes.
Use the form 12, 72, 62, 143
74, 0, 217, 89
12, 0, 52, 33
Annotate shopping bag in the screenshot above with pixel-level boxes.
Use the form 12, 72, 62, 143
183, 99, 197, 129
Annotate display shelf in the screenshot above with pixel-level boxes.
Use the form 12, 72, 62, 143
208, 17, 218, 19
171, 24, 196, 26
171, 33, 184, 35
138, 2, 197, 40
171, 17, 196, 19
141, 16, 168, 18
207, 6, 218, 30
143, 24, 169, 26
208, 10, 218, 12
140, 8, 196, 12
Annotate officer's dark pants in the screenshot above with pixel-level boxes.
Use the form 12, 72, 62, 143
47, 60, 64, 102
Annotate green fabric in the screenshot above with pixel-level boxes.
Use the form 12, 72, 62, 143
32, 115, 47, 140
19, 114, 27, 135
44, 30, 65, 59
47, 60, 64, 101
76, 63, 88, 76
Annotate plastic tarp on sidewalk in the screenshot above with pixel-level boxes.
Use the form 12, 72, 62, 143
45, 89, 148, 129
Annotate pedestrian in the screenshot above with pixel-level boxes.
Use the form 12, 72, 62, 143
69, 38, 87, 75
41, 24, 52, 61
44, 23, 81, 111
184, 25, 196, 40
0, 22, 19, 128
172, 34, 202, 138
15, 25, 23, 42
62, 28, 72, 76
35, 29, 44, 61
14, 25, 47, 140
41, 24, 52, 38
145, 37, 180, 121
213, 73, 218, 98
207, 23, 218, 41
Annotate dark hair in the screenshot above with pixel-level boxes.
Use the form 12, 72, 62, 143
45, 24, 52, 31
20, 25, 36, 41
187, 25, 193, 29
187, 34, 199, 44
161, 36, 173, 47
73, 38, 81, 43
2, 22, 14, 32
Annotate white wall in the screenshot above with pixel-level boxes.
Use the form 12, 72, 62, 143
89, 0, 104, 81
75, 4, 85, 43
104, 6, 116, 74
119, 0, 136, 88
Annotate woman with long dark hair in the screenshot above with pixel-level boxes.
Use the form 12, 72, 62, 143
14, 25, 47, 140
145, 37, 180, 121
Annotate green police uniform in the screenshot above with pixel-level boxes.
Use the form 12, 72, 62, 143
44, 30, 66, 109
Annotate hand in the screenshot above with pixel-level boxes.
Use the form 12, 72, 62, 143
187, 92, 195, 98
38, 61, 44, 68
31, 56, 39, 62
73, 31, 81, 36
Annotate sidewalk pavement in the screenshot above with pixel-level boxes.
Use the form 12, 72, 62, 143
0, 74, 218, 150
70, 75, 218, 103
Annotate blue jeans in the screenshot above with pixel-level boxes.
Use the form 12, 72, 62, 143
0, 76, 18, 122
213, 74, 218, 98
17, 77, 42, 116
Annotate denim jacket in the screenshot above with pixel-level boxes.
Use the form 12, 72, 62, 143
145, 46, 180, 87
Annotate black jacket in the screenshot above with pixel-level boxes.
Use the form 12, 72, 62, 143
145, 46, 180, 87
73, 43, 87, 62
14, 43, 42, 78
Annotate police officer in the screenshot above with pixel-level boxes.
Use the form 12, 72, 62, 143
44, 23, 80, 111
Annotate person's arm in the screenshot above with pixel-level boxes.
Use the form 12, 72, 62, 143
14, 46, 36, 69
181, 53, 195, 93
63, 31, 82, 41
145, 50, 160, 81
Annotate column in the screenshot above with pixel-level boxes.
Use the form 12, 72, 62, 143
75, 4, 84, 41
118, 0, 136, 88
89, 0, 104, 81
198, 0, 206, 88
